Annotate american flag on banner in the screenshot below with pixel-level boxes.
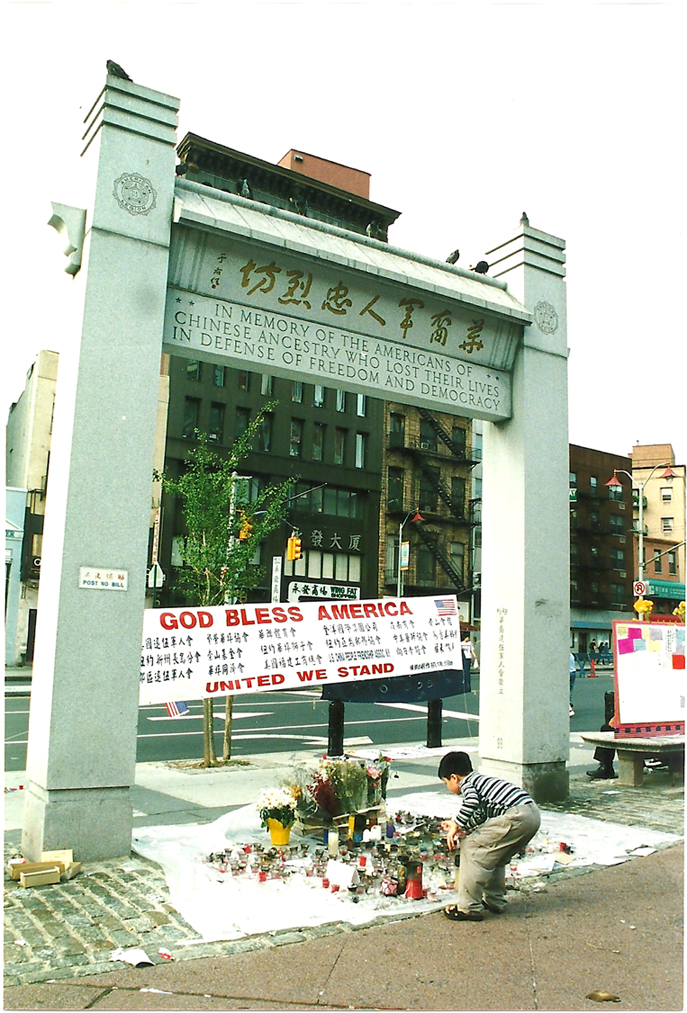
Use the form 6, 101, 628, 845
434, 598, 457, 616
166, 701, 190, 718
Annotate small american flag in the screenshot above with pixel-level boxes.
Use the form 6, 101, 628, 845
166, 701, 190, 718
434, 598, 457, 616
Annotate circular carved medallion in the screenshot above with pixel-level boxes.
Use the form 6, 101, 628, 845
533, 300, 559, 334
113, 173, 157, 216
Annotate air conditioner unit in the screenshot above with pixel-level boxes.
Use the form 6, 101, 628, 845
619, 570, 627, 578
420, 440, 433, 450
619, 536, 626, 544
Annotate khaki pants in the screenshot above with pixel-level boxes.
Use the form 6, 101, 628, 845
458, 802, 541, 914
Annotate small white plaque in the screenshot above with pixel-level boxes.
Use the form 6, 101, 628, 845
79, 567, 128, 591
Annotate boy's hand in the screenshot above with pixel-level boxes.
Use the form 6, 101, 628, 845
443, 819, 463, 851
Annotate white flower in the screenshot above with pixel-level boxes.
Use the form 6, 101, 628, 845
257, 787, 297, 812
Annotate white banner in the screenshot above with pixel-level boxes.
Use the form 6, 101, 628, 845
140, 595, 461, 704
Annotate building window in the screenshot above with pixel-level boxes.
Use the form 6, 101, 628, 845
284, 551, 361, 584
419, 467, 439, 512
611, 548, 625, 569
292, 483, 361, 518
355, 433, 366, 469
356, 394, 367, 417
417, 544, 435, 585
186, 359, 201, 382
450, 542, 465, 583
419, 418, 437, 452
451, 476, 466, 518
290, 419, 303, 458
386, 534, 399, 584
261, 374, 273, 396
608, 482, 623, 501
208, 402, 225, 442
662, 517, 674, 533
610, 514, 624, 534
570, 542, 580, 564
569, 472, 577, 488
452, 426, 466, 455
389, 412, 405, 448
654, 550, 662, 573
313, 385, 325, 407
238, 371, 250, 391
292, 483, 362, 518
336, 389, 346, 413
292, 381, 303, 403
388, 468, 404, 511
668, 551, 677, 575
590, 580, 600, 603
334, 428, 346, 465
182, 397, 200, 439
590, 476, 598, 495
610, 583, 625, 605
312, 423, 325, 461
235, 407, 250, 438
258, 413, 272, 452
213, 365, 226, 387
661, 487, 673, 502
591, 509, 601, 531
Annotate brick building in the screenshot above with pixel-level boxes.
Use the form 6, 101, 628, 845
569, 444, 634, 652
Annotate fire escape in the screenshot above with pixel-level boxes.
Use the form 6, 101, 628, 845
387, 407, 479, 594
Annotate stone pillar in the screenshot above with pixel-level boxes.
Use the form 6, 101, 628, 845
22, 75, 179, 860
478, 218, 570, 802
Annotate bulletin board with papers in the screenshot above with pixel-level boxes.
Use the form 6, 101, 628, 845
612, 619, 685, 737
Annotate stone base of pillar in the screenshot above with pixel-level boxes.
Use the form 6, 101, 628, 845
479, 758, 569, 804
21, 782, 133, 861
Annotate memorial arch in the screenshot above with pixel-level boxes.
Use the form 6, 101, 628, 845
23, 74, 570, 860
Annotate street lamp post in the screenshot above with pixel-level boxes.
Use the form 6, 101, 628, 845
397, 509, 424, 597
605, 463, 677, 588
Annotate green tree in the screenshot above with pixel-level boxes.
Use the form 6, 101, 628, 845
156, 401, 295, 765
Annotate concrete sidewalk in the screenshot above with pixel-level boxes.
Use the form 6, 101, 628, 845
4, 739, 684, 1011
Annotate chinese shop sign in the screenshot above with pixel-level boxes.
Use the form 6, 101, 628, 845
140, 595, 461, 704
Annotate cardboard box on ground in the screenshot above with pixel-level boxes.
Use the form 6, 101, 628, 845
7, 849, 82, 888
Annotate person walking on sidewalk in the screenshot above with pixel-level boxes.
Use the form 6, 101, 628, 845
569, 651, 577, 716
438, 751, 541, 921
461, 635, 478, 693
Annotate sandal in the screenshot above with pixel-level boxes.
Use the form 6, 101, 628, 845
443, 905, 483, 922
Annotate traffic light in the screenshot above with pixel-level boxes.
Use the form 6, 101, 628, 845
286, 535, 302, 561
238, 511, 253, 540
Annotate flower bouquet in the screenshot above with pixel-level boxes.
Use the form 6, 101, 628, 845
287, 753, 392, 826
257, 786, 299, 844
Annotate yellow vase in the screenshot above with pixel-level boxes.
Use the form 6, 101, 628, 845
267, 818, 292, 846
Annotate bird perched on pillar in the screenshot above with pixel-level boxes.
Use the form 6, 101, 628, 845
107, 60, 132, 81
470, 261, 489, 274
445, 249, 460, 264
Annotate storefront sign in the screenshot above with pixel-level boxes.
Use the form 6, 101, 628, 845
286, 580, 359, 602
140, 595, 461, 704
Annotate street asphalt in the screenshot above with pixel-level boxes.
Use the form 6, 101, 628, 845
3, 670, 684, 1011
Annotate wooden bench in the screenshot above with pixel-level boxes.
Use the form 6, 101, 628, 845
580, 732, 685, 787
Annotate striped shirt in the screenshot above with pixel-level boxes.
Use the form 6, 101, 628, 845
456, 772, 534, 833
